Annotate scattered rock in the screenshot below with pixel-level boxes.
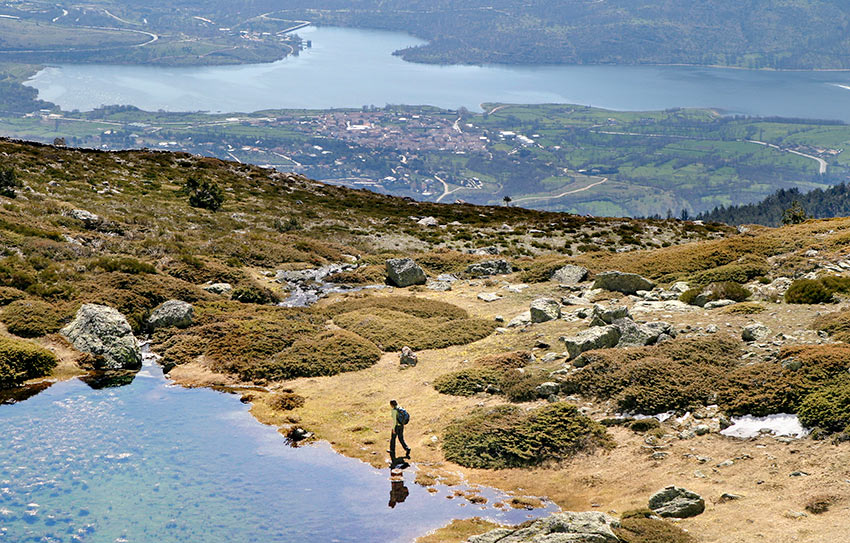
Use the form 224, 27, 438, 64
477, 293, 502, 302
436, 273, 459, 282
530, 298, 561, 323
694, 424, 711, 436
466, 259, 513, 277
613, 319, 673, 348
69, 208, 101, 228
536, 382, 561, 398
671, 281, 690, 293
705, 299, 736, 309
385, 258, 427, 287
147, 300, 194, 330
632, 301, 693, 313
742, 323, 771, 342
400, 346, 418, 366
560, 326, 621, 359
468, 511, 620, 543
202, 282, 232, 295
719, 493, 742, 502
417, 216, 438, 226
467, 246, 500, 256
593, 271, 655, 295
61, 304, 142, 370
648, 486, 706, 518
427, 281, 452, 292
552, 265, 588, 285
589, 305, 630, 326
508, 312, 532, 328
789, 471, 810, 477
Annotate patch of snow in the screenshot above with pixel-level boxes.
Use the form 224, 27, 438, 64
720, 413, 808, 439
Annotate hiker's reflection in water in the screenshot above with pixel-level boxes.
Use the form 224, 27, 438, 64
389, 479, 409, 508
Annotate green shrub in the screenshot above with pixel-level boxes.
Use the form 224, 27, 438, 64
798, 378, 850, 432
814, 310, 850, 341
326, 265, 385, 285
0, 287, 25, 305
614, 518, 695, 543
629, 418, 661, 433
689, 256, 769, 286
333, 307, 495, 351
0, 167, 20, 198
90, 256, 156, 275
0, 336, 57, 387
185, 177, 224, 211
442, 403, 611, 469
250, 329, 381, 381
680, 282, 750, 306
1, 299, 63, 337
500, 369, 549, 402
268, 391, 306, 411
232, 284, 280, 305
476, 351, 533, 370
785, 279, 835, 304
434, 368, 501, 396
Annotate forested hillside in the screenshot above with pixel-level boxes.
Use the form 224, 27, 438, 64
698, 183, 850, 226
271, 0, 850, 69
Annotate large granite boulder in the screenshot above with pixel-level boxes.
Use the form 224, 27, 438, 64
614, 318, 673, 347
148, 300, 194, 330
552, 265, 589, 285
385, 258, 426, 287
468, 511, 620, 543
560, 326, 621, 359
466, 259, 513, 277
742, 323, 771, 342
648, 486, 706, 518
61, 304, 141, 370
593, 271, 655, 295
530, 298, 561, 323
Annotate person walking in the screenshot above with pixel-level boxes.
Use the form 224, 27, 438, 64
388, 399, 411, 459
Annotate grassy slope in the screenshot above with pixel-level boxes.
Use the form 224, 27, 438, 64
3, 139, 850, 542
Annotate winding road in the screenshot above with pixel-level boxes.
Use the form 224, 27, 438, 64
511, 177, 609, 204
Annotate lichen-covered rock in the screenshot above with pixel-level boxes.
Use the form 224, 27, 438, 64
468, 511, 620, 542
400, 346, 418, 366
385, 258, 426, 287
530, 298, 561, 323
560, 326, 621, 359
536, 381, 561, 398
148, 300, 194, 329
202, 282, 232, 295
589, 305, 630, 326
466, 259, 513, 277
742, 323, 771, 342
614, 318, 673, 347
649, 485, 706, 518
593, 271, 655, 294
61, 304, 141, 370
552, 265, 588, 285
69, 208, 101, 228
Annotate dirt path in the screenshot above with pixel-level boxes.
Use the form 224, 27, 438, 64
511, 177, 608, 204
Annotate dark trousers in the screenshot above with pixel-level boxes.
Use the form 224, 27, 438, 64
390, 424, 409, 457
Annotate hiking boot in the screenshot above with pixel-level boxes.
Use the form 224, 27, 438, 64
404, 448, 411, 458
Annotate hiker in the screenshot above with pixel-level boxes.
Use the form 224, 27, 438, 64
388, 399, 410, 459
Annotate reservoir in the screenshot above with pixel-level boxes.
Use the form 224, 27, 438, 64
25, 26, 850, 121
0, 351, 553, 542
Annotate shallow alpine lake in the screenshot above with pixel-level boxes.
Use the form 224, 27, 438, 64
25, 26, 850, 121
0, 350, 554, 542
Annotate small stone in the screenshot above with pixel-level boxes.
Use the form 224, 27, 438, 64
789, 471, 810, 477
477, 292, 502, 302
717, 460, 734, 468
705, 299, 736, 309
560, 326, 621, 359
535, 382, 561, 397
202, 282, 233, 295
742, 323, 771, 342
694, 424, 710, 436
551, 265, 588, 284
719, 493, 742, 502
417, 216, 438, 226
651, 451, 669, 460
648, 486, 705, 518
693, 470, 707, 479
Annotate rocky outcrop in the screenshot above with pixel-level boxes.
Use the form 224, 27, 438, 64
61, 304, 141, 370
466, 259, 513, 277
560, 326, 621, 359
593, 271, 655, 294
385, 258, 427, 287
649, 486, 705, 518
69, 208, 101, 228
552, 265, 588, 285
400, 346, 418, 366
148, 300, 194, 329
614, 318, 674, 347
468, 511, 620, 543
530, 298, 561, 323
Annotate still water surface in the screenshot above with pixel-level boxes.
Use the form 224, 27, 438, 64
26, 26, 850, 121
0, 351, 553, 542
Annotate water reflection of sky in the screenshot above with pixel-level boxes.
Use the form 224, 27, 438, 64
0, 355, 555, 543
25, 26, 850, 121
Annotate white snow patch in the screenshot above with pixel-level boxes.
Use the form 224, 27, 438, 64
720, 413, 808, 439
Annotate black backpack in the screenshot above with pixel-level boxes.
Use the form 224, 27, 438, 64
397, 407, 410, 425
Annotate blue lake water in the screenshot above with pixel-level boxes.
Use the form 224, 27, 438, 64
25, 26, 850, 121
0, 351, 553, 542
